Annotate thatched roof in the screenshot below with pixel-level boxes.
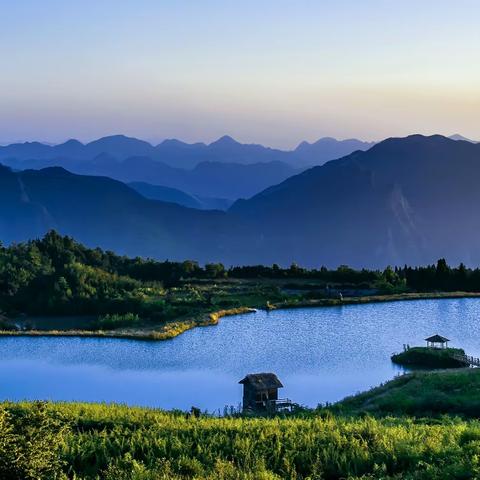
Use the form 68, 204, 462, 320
239, 373, 283, 390
425, 334, 450, 343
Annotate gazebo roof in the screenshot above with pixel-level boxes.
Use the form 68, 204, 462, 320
425, 334, 450, 343
239, 373, 283, 390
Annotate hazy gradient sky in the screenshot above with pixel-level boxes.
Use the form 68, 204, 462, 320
1, 0, 479, 148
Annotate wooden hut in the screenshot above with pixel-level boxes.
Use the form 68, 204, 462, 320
239, 373, 283, 412
425, 334, 450, 349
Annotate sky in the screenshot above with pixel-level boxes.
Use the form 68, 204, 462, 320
0, 0, 479, 148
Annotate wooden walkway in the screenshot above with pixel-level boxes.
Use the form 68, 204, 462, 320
452, 353, 480, 367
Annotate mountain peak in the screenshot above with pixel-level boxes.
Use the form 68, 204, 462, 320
362, 134, 450, 156
21, 141, 49, 147
62, 138, 83, 145
210, 135, 239, 147
449, 134, 477, 143
293, 136, 375, 164
87, 134, 151, 146
34, 166, 74, 176
159, 138, 188, 147
312, 137, 337, 144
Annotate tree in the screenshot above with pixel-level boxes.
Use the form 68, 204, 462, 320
205, 263, 226, 279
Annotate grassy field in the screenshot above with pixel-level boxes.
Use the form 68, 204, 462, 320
4, 387, 480, 480
2, 368, 480, 479
2, 369, 480, 479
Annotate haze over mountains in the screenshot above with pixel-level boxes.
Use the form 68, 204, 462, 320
0, 165, 226, 261
0, 135, 374, 202
1, 134, 480, 268
128, 182, 233, 210
0, 134, 374, 168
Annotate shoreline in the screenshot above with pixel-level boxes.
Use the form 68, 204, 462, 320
1, 291, 479, 341
0, 306, 258, 342
270, 290, 480, 309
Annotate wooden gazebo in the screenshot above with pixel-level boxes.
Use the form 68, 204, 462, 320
425, 334, 450, 349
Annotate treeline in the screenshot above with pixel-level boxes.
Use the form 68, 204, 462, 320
401, 259, 480, 292
231, 260, 480, 293
1, 231, 480, 318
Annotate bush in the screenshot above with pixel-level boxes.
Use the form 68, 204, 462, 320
0, 402, 67, 480
93, 312, 141, 330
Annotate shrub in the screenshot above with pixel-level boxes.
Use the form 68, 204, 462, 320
0, 402, 67, 480
94, 312, 141, 330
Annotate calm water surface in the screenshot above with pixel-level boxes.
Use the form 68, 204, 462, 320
1, 298, 480, 411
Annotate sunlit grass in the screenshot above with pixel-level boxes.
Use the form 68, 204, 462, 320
4, 400, 480, 479
331, 368, 480, 418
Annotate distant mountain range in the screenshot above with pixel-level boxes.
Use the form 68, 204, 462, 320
0, 134, 375, 202
1, 134, 480, 268
0, 134, 374, 169
7, 155, 300, 201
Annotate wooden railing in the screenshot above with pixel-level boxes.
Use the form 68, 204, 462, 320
452, 353, 480, 367
266, 398, 295, 412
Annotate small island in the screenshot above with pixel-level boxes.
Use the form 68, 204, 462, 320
392, 346, 469, 368
391, 335, 471, 368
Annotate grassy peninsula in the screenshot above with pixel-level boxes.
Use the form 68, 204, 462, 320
2, 231, 480, 340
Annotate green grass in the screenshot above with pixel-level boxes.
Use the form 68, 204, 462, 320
5, 400, 480, 479
5, 369, 480, 478
330, 368, 480, 418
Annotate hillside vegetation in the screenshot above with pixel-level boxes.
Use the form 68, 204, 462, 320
3, 399, 480, 479
331, 368, 480, 418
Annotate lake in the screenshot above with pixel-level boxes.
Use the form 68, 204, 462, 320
1, 298, 480, 411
